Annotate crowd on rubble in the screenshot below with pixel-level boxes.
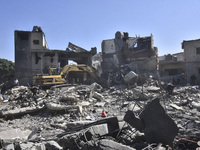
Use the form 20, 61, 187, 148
0, 75, 200, 150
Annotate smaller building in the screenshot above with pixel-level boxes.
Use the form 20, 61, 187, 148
182, 39, 200, 84
159, 53, 185, 83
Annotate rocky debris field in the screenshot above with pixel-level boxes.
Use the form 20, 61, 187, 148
0, 79, 200, 150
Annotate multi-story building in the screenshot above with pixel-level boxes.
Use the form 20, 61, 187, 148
182, 39, 200, 84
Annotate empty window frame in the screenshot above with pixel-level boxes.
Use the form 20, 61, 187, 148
196, 47, 200, 54
33, 40, 39, 45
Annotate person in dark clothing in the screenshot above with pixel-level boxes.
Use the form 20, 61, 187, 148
1, 81, 8, 94
166, 83, 175, 95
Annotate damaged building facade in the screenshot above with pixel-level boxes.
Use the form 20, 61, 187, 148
182, 39, 200, 84
159, 38, 200, 84
15, 26, 96, 85
101, 31, 158, 82
159, 52, 185, 82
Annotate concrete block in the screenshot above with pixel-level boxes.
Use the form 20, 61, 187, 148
123, 71, 138, 84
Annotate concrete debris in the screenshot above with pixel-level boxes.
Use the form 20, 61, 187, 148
0, 79, 200, 149
0, 128, 31, 142
98, 139, 136, 150
123, 71, 138, 85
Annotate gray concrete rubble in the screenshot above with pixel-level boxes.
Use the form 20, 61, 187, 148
0, 81, 200, 149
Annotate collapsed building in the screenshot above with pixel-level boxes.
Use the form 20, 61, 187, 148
101, 31, 158, 84
15, 26, 96, 85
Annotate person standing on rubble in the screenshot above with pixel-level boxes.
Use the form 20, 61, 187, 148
166, 83, 175, 95
1, 81, 8, 94
14, 78, 19, 86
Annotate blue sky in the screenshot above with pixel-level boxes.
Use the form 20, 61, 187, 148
1, 0, 200, 62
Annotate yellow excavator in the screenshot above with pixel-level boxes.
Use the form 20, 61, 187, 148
33, 64, 100, 86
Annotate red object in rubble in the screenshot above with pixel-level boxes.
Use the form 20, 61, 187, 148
102, 111, 107, 117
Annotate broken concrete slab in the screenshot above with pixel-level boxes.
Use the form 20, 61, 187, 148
139, 98, 179, 146
45, 102, 81, 112
0, 128, 32, 143
98, 139, 136, 150
0, 105, 45, 117
59, 95, 80, 103
92, 91, 104, 101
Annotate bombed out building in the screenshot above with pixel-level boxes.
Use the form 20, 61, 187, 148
15, 26, 96, 85
101, 31, 158, 81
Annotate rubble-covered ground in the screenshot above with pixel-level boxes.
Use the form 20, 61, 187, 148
0, 78, 200, 150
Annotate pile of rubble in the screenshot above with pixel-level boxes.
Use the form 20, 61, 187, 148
0, 80, 200, 149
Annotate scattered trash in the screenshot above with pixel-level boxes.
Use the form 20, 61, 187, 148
102, 110, 107, 117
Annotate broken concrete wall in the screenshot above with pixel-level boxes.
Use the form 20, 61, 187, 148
182, 39, 200, 84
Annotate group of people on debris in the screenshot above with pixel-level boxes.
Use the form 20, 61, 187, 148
166, 73, 198, 95
0, 79, 19, 94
